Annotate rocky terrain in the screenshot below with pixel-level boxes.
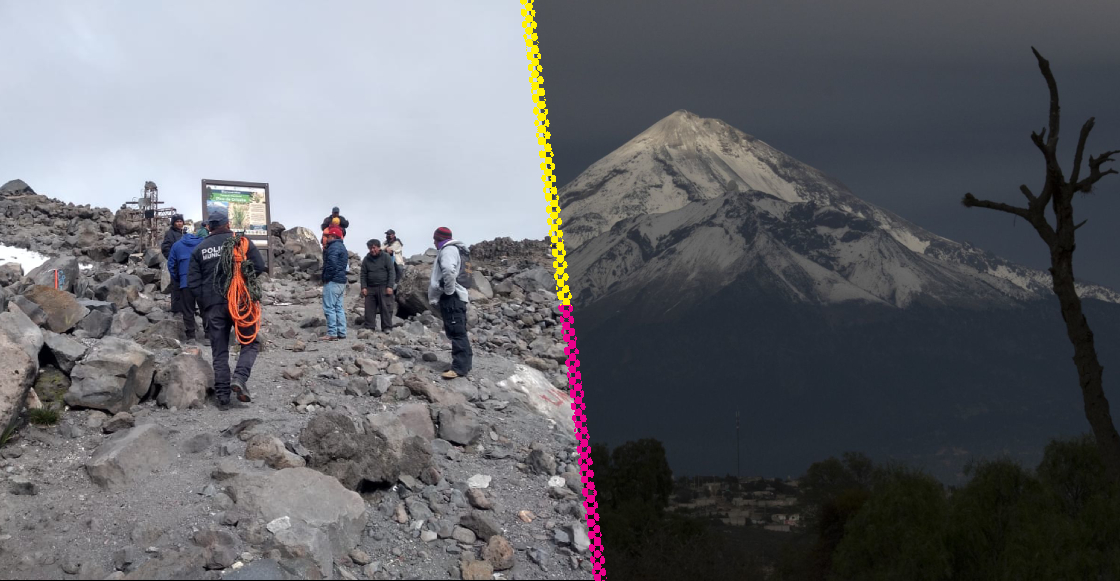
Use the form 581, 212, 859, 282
0, 180, 591, 580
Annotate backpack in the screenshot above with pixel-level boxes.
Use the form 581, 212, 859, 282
444, 243, 474, 290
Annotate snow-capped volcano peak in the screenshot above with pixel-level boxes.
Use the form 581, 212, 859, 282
562, 111, 1120, 310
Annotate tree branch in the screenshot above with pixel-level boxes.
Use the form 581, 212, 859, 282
1032, 46, 1061, 150
1071, 117, 1095, 185
961, 193, 1030, 219
1075, 149, 1120, 193
1019, 185, 1037, 205
1075, 219, 1088, 230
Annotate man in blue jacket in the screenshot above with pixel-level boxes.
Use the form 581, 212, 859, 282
321, 225, 349, 340
168, 229, 206, 342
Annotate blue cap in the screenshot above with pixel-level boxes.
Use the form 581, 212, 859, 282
207, 209, 228, 224
332, 207, 340, 213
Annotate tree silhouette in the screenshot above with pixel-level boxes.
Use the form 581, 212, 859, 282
961, 47, 1120, 481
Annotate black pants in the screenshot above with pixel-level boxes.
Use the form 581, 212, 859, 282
170, 285, 184, 318
177, 287, 200, 339
364, 286, 393, 331
204, 303, 260, 399
439, 294, 472, 375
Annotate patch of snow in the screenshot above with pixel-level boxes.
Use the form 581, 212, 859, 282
0, 244, 50, 272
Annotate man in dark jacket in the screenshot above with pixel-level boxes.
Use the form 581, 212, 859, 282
161, 214, 185, 259
360, 239, 396, 332
320, 225, 349, 340
188, 209, 265, 409
320, 207, 349, 236
161, 214, 186, 309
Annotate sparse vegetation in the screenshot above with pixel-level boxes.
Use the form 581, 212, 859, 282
28, 406, 60, 426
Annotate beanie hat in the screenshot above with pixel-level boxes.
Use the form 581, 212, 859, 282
331, 217, 340, 225
326, 226, 344, 239
434, 227, 452, 242
171, 214, 184, 223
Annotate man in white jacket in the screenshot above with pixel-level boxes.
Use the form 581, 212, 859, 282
429, 226, 472, 379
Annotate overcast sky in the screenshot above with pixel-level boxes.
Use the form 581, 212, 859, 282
538, 0, 1120, 289
0, 1, 544, 254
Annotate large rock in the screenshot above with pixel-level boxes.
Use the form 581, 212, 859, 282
95, 273, 143, 305
65, 337, 156, 414
43, 332, 89, 373
79, 309, 114, 338
496, 365, 576, 433
245, 434, 307, 469
134, 318, 186, 350
109, 310, 150, 338
0, 303, 45, 360
404, 375, 467, 407
300, 412, 434, 489
113, 207, 143, 236
437, 404, 484, 446
11, 294, 47, 327
514, 267, 557, 293
471, 272, 494, 299
25, 256, 80, 294
395, 403, 436, 441
0, 331, 37, 440
0, 262, 23, 287
22, 285, 89, 333
85, 423, 174, 489
281, 227, 321, 256
229, 468, 366, 579
154, 352, 214, 409
394, 266, 433, 319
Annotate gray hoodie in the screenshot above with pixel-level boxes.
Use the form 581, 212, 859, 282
428, 239, 470, 305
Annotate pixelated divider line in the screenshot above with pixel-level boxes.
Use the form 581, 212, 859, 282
522, 3, 606, 580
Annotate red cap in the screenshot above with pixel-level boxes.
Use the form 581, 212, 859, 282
326, 226, 344, 239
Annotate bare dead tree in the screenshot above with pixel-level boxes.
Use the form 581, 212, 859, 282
962, 48, 1120, 481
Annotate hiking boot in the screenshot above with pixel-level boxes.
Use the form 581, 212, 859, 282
441, 370, 460, 380
216, 396, 231, 411
319, 335, 337, 341
232, 378, 252, 403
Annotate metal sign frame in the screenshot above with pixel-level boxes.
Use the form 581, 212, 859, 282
200, 179, 274, 276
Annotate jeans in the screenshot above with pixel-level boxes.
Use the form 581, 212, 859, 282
439, 294, 472, 375
323, 281, 347, 337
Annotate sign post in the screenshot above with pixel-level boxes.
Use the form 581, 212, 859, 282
201, 180, 274, 276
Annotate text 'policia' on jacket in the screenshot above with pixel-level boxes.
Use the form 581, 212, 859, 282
187, 231, 266, 310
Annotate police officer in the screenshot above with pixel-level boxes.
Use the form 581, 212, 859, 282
187, 209, 265, 409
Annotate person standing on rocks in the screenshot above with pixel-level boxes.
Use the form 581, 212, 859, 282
167, 230, 207, 343
320, 225, 349, 340
385, 228, 405, 295
429, 226, 473, 379
188, 209, 265, 409
320, 207, 349, 236
161, 214, 185, 259
360, 239, 396, 332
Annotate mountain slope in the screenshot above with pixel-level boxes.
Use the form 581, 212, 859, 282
561, 110, 1120, 310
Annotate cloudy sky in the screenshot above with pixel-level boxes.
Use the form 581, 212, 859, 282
538, 0, 1120, 289
0, 1, 544, 254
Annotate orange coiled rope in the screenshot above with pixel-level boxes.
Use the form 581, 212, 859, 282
227, 235, 261, 345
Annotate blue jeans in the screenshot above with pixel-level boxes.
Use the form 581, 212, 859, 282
323, 281, 347, 337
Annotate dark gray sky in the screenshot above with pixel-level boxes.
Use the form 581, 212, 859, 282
538, 0, 1120, 288
0, 1, 544, 252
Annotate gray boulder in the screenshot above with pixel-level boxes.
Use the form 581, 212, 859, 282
300, 411, 434, 489
43, 332, 89, 373
154, 352, 214, 409
229, 468, 366, 579
25, 256, 80, 294
65, 337, 155, 414
22, 285, 89, 333
0, 330, 38, 440
85, 424, 174, 489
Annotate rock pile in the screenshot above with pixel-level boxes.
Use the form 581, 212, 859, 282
0, 181, 592, 580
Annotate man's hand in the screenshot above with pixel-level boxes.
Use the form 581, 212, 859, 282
361, 288, 368, 297
386, 287, 393, 296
